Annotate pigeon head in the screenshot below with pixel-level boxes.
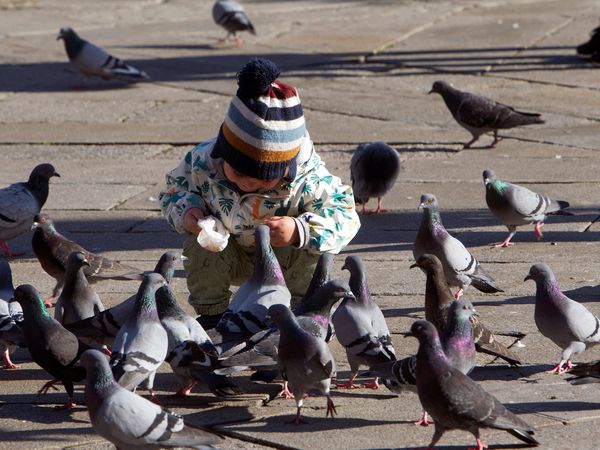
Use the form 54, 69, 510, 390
524, 263, 555, 283
410, 253, 443, 273
29, 163, 60, 184
482, 169, 498, 185
12, 284, 49, 317
134, 273, 167, 315
304, 252, 334, 299
428, 80, 452, 95
342, 254, 371, 303
80, 349, 115, 392
448, 299, 478, 321
267, 304, 294, 327
57, 27, 77, 41
418, 194, 439, 211
409, 319, 439, 342
154, 251, 185, 284
67, 251, 90, 270
295, 279, 354, 317
32, 213, 56, 232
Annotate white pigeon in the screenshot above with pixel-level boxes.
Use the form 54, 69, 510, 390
81, 349, 224, 449
57, 27, 148, 82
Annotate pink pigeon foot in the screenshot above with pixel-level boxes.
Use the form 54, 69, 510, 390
54, 397, 76, 410
37, 379, 60, 395
173, 384, 195, 397
44, 297, 55, 308
336, 381, 361, 389
363, 377, 380, 389
535, 221, 544, 240
286, 407, 308, 425
468, 437, 489, 450
548, 360, 572, 374
278, 382, 295, 399
360, 202, 371, 215
414, 411, 433, 426
0, 240, 24, 257
325, 396, 337, 418
2, 351, 19, 369
453, 289, 464, 300
148, 392, 163, 405
374, 198, 387, 214
101, 345, 112, 357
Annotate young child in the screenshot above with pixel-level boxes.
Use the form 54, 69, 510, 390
159, 58, 360, 329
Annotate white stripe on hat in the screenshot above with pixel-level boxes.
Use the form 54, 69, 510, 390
224, 115, 305, 152
230, 97, 306, 131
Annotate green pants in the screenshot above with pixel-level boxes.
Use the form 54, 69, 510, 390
182, 234, 321, 316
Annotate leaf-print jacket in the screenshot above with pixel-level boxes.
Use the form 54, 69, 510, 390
159, 134, 361, 253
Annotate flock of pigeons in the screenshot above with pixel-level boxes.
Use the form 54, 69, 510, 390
3, 1, 600, 449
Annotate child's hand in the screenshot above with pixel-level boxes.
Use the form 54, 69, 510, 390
263, 216, 299, 247
183, 208, 205, 235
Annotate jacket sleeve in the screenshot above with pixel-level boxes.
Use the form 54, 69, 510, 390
159, 149, 208, 235
294, 162, 361, 254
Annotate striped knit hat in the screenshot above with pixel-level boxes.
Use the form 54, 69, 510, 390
212, 58, 306, 181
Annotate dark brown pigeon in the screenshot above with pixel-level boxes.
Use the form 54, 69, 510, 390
429, 80, 544, 149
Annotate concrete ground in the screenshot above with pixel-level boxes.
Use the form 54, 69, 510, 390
2, 0, 600, 448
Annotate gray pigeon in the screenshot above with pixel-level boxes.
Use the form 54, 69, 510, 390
156, 282, 242, 398
0, 163, 59, 257
54, 252, 104, 326
57, 27, 147, 83
81, 349, 224, 449
525, 263, 600, 374
110, 274, 168, 402
65, 251, 183, 346
12, 284, 88, 409
269, 304, 336, 425
216, 225, 290, 335
429, 80, 544, 149
412, 253, 521, 366
32, 213, 144, 302
411, 320, 539, 449
414, 193, 503, 299
332, 255, 395, 389
0, 261, 24, 369
483, 169, 572, 247
350, 142, 401, 214
212, 0, 256, 46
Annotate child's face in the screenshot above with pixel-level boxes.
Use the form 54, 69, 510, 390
223, 162, 283, 193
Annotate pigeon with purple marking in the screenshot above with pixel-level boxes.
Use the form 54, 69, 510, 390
332, 255, 395, 389
269, 304, 337, 425
54, 252, 104, 326
57, 27, 147, 83
81, 349, 223, 449
525, 263, 600, 374
0, 163, 59, 257
429, 80, 544, 149
212, 0, 256, 46
32, 213, 144, 302
410, 320, 538, 449
414, 194, 503, 299
483, 169, 571, 247
350, 142, 401, 214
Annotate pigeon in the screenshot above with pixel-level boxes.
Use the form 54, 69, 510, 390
65, 251, 183, 346
332, 255, 395, 389
269, 304, 337, 425
412, 253, 521, 366
11, 284, 88, 409
577, 26, 600, 59
80, 349, 224, 449
156, 281, 242, 398
567, 360, 600, 385
429, 80, 544, 149
215, 225, 291, 335
350, 141, 401, 214
0, 261, 24, 369
110, 274, 168, 401
410, 320, 539, 449
414, 194, 503, 299
54, 252, 104, 326
525, 263, 600, 374
212, 0, 256, 46
483, 169, 572, 247
57, 27, 147, 83
0, 163, 60, 257
32, 213, 144, 302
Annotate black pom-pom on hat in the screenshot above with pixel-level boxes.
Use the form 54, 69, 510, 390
236, 58, 280, 99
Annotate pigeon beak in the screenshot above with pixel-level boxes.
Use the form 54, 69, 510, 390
83, 260, 91, 267
472, 308, 480, 317
409, 262, 418, 270
53, 172, 61, 178
345, 291, 356, 300
483, 178, 490, 185
56, 34, 62, 41
524, 274, 533, 282
427, 88, 433, 94
31, 221, 39, 230
180, 255, 189, 261
402, 331, 413, 338
418, 203, 424, 211
341, 263, 348, 271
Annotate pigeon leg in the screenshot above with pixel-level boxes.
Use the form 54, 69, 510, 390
493, 228, 516, 247
374, 198, 387, 214
453, 289, 464, 300
0, 240, 24, 257
489, 131, 502, 148
101, 345, 112, 356
54, 396, 76, 410
463, 136, 478, 149
467, 437, 488, 450
44, 297, 55, 308
286, 401, 308, 425
425, 423, 444, 449
534, 221, 544, 240
234, 35, 243, 47
218, 32, 231, 43
2, 350, 19, 369
548, 359, 572, 374
173, 384, 195, 398
278, 381, 295, 399
325, 395, 337, 418
37, 379, 60, 395
336, 371, 360, 389
148, 391, 163, 405
362, 376, 380, 389
360, 202, 370, 215
415, 410, 434, 426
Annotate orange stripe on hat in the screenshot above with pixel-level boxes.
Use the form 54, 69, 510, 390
222, 123, 300, 163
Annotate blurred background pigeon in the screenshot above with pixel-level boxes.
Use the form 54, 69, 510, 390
212, 0, 256, 46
